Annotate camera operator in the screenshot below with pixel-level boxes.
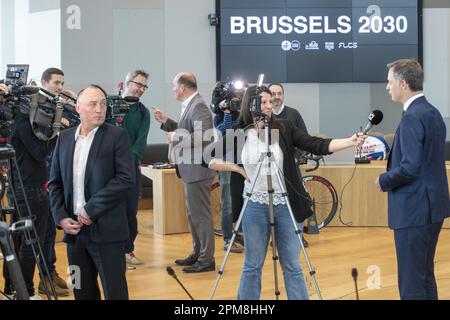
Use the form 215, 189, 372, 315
6, 90, 57, 299
121, 70, 150, 266
37, 68, 72, 296
269, 83, 310, 248
212, 97, 243, 254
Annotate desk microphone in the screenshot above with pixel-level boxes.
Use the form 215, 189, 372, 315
351, 267, 360, 300
166, 266, 194, 300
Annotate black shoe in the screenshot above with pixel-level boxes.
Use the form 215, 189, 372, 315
302, 236, 309, 248
182, 261, 215, 273
175, 255, 198, 266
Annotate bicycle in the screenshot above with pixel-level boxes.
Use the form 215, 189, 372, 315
296, 152, 339, 233
210, 152, 339, 235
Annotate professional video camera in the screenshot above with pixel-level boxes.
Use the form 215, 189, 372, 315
0, 64, 79, 142
106, 82, 139, 126
210, 80, 246, 114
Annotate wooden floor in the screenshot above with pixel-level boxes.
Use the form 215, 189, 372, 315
2, 209, 450, 300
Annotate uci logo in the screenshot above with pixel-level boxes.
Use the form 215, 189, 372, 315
338, 42, 358, 49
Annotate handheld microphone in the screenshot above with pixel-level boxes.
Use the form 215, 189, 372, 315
166, 266, 194, 300
351, 267, 359, 300
362, 110, 383, 134
355, 110, 383, 164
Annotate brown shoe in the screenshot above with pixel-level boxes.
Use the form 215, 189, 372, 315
51, 271, 69, 289
224, 242, 243, 253
38, 277, 69, 297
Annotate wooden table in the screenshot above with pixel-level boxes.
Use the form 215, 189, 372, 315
140, 167, 189, 235
302, 161, 450, 228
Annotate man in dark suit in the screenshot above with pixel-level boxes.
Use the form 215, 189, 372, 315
49, 85, 134, 300
152, 72, 216, 273
376, 59, 450, 300
269, 82, 310, 248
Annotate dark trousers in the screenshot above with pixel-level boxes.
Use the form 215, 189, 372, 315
67, 227, 128, 300
394, 221, 443, 300
3, 187, 49, 296
184, 177, 215, 264
39, 213, 57, 274
124, 164, 140, 253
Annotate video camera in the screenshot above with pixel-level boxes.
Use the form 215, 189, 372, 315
0, 64, 79, 141
106, 82, 140, 126
210, 80, 246, 114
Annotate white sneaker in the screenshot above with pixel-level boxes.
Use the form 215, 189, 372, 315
29, 295, 42, 300
125, 252, 143, 265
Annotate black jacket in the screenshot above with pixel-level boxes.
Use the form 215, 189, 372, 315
11, 115, 56, 187
49, 123, 135, 244
209, 119, 332, 223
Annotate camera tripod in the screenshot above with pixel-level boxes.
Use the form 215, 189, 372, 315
209, 116, 323, 300
0, 143, 58, 300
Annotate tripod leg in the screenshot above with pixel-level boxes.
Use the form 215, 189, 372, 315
265, 157, 281, 300
209, 155, 266, 300
7, 157, 59, 300
271, 160, 323, 300
0, 222, 29, 300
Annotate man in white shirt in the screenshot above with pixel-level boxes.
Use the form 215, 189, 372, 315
49, 85, 134, 300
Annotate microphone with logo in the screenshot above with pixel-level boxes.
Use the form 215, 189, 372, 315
166, 266, 195, 300
355, 110, 384, 164
351, 267, 360, 300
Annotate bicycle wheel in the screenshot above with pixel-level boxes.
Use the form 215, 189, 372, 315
302, 175, 338, 231
210, 181, 222, 231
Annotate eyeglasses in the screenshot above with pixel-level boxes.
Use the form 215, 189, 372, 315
130, 80, 149, 90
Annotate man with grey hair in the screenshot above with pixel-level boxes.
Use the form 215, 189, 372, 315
121, 70, 151, 266
153, 72, 216, 273
376, 59, 449, 300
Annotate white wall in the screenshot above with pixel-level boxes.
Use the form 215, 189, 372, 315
0, 0, 60, 83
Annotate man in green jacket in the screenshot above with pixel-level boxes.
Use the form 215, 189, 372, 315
121, 70, 151, 266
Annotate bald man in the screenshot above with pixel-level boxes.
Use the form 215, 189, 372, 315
49, 85, 134, 300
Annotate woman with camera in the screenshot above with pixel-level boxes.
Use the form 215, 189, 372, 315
207, 85, 366, 300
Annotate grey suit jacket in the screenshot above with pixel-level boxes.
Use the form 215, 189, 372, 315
161, 93, 215, 183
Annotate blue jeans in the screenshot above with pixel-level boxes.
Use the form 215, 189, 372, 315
219, 172, 233, 244
237, 201, 309, 300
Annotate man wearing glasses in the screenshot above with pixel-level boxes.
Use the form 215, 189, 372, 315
121, 70, 151, 266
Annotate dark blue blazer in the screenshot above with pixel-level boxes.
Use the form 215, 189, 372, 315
379, 96, 450, 229
49, 123, 135, 244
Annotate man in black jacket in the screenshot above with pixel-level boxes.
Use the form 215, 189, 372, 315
269, 83, 310, 247
49, 85, 134, 300
6, 111, 56, 299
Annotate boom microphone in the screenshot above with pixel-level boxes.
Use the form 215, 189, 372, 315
166, 266, 194, 300
362, 110, 383, 134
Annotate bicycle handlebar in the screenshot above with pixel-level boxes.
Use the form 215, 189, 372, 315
297, 153, 324, 172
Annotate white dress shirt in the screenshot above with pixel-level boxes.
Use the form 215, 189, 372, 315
403, 93, 424, 112
272, 104, 285, 116
180, 91, 198, 119
73, 125, 99, 215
